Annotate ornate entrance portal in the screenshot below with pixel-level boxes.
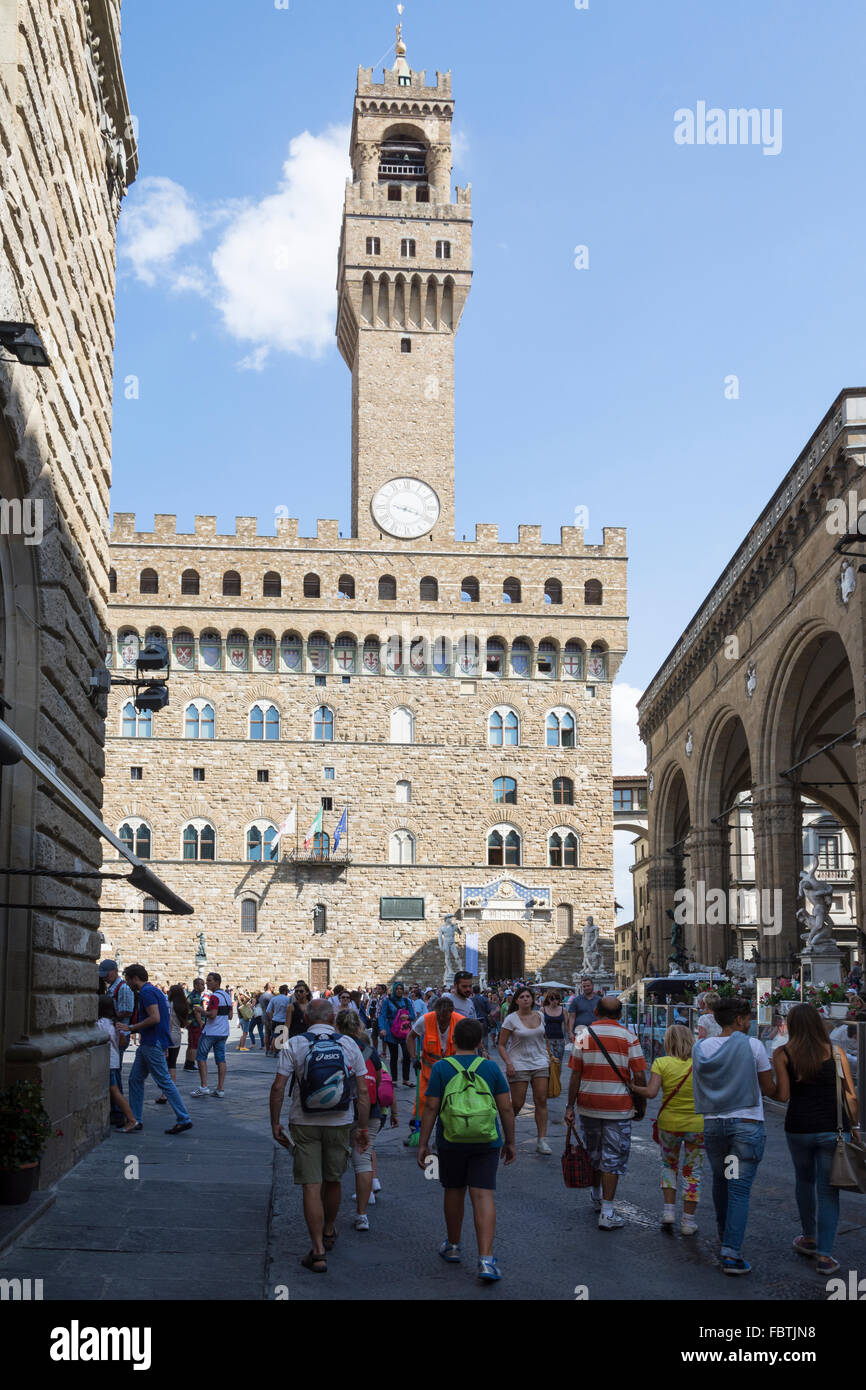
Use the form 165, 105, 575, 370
487, 932, 525, 980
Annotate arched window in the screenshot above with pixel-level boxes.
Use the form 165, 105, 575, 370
493, 777, 517, 805
487, 827, 521, 867
226, 630, 249, 671
588, 642, 608, 681
544, 578, 563, 605
549, 831, 579, 867
172, 629, 195, 669
314, 706, 334, 742
118, 630, 140, 668
108, 568, 117, 594
386, 635, 403, 673
563, 640, 584, 679
241, 900, 258, 933
546, 710, 576, 748
122, 701, 152, 738
503, 577, 521, 604
537, 640, 558, 678
222, 571, 241, 597
488, 708, 519, 747
303, 572, 320, 598
363, 637, 381, 674
119, 820, 151, 858
338, 574, 355, 600
140, 568, 158, 594
185, 701, 215, 740
280, 632, 302, 672
378, 575, 397, 601
246, 822, 279, 862
181, 569, 200, 595
142, 897, 159, 932
390, 707, 414, 744
420, 576, 438, 601
263, 571, 281, 598
334, 634, 357, 673
308, 632, 330, 673
456, 635, 478, 675
183, 822, 215, 861
461, 576, 479, 603
556, 903, 573, 940
312, 831, 330, 860
396, 780, 412, 803
485, 638, 505, 676
249, 703, 280, 741
585, 579, 603, 606
553, 776, 574, 806
253, 631, 276, 672
389, 830, 416, 865
510, 638, 531, 677
198, 630, 221, 670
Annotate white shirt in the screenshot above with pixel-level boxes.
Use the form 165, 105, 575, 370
697, 1034, 772, 1121
97, 1016, 120, 1069
203, 989, 232, 1037
277, 1023, 368, 1127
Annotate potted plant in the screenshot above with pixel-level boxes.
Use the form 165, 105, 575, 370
806, 982, 850, 1019
760, 978, 801, 1013
0, 1080, 59, 1205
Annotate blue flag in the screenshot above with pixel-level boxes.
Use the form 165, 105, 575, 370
333, 806, 348, 850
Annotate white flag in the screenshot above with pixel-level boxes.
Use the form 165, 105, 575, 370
272, 805, 296, 844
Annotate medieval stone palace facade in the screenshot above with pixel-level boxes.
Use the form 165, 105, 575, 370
101, 40, 627, 988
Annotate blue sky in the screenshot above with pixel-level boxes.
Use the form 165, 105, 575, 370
112, 0, 866, 910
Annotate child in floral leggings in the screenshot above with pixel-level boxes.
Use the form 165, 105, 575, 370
630, 1024, 705, 1236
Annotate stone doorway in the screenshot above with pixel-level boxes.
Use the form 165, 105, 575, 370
487, 932, 525, 980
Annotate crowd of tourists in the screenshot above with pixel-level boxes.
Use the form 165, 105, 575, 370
96, 957, 865, 1285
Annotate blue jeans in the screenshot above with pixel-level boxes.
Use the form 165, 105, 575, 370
703, 1118, 766, 1259
128, 1045, 191, 1124
249, 1017, 264, 1046
786, 1131, 840, 1257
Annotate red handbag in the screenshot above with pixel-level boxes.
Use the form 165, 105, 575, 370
561, 1120, 594, 1189
651, 1065, 692, 1145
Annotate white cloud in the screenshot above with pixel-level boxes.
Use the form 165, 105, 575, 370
612, 682, 646, 775
451, 127, 470, 168
119, 177, 203, 287
211, 126, 350, 359
117, 127, 351, 361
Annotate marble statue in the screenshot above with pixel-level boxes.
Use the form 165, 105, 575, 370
582, 915, 602, 973
724, 956, 757, 982
437, 915, 463, 979
798, 859, 837, 952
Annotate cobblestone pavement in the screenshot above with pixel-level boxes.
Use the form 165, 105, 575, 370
2, 1030, 864, 1303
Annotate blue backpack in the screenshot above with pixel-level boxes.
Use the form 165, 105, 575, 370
298, 1030, 351, 1114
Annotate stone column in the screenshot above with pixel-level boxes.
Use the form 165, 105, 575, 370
646, 853, 678, 976
853, 709, 866, 962
751, 783, 802, 975
427, 145, 451, 202
686, 824, 729, 968
356, 140, 379, 201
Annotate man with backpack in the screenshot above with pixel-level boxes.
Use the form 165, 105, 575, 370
417, 1016, 515, 1283
269, 998, 371, 1274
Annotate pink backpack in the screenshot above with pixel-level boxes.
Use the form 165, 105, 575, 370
363, 1046, 394, 1109
390, 1006, 411, 1040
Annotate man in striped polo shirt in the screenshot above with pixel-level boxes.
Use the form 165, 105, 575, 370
564, 996, 647, 1230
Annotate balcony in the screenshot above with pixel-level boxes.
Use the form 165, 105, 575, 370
285, 848, 351, 868
379, 163, 426, 179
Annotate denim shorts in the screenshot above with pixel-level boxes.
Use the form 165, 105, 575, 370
196, 1033, 227, 1064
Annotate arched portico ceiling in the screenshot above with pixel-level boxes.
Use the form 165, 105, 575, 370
698, 710, 753, 825
654, 763, 691, 856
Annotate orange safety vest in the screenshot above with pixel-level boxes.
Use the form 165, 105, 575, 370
413, 1012, 459, 1120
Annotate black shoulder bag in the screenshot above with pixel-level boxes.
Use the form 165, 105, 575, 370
586, 1025, 646, 1121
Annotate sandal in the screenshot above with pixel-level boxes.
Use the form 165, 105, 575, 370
300, 1250, 327, 1273
815, 1255, 840, 1275
793, 1236, 817, 1257
322, 1227, 338, 1251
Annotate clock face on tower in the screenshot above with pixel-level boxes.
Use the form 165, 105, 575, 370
371, 477, 440, 538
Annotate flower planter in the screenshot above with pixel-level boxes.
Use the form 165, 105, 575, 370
0, 1161, 38, 1206
827, 1003, 850, 1020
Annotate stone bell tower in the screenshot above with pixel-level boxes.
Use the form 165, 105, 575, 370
336, 25, 472, 543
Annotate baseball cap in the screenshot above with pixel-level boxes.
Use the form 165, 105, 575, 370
98, 959, 118, 976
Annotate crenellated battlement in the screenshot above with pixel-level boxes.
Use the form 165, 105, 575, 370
110, 514, 626, 557
356, 65, 452, 99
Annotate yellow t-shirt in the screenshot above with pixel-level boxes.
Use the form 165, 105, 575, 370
651, 1056, 703, 1133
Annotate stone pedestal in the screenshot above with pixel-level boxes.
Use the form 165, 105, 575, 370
801, 949, 843, 988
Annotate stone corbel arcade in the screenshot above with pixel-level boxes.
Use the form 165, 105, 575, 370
639, 391, 866, 978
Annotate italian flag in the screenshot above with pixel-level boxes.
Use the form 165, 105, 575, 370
303, 807, 323, 849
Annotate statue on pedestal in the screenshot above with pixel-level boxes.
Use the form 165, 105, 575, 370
666, 908, 689, 972
798, 859, 837, 952
195, 931, 207, 963
582, 915, 602, 974
437, 915, 463, 982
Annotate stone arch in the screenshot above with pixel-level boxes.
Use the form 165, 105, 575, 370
697, 707, 754, 826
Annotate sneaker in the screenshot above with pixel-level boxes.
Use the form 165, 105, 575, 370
661, 1208, 676, 1229
353, 1214, 370, 1232
438, 1241, 462, 1264
721, 1256, 751, 1276
598, 1212, 626, 1230
190, 1086, 210, 1098
183, 1062, 196, 1071
477, 1257, 502, 1282
213, 1089, 226, 1098
535, 1138, 552, 1155
681, 1218, 698, 1236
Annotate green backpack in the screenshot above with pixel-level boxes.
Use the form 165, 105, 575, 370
440, 1057, 499, 1144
